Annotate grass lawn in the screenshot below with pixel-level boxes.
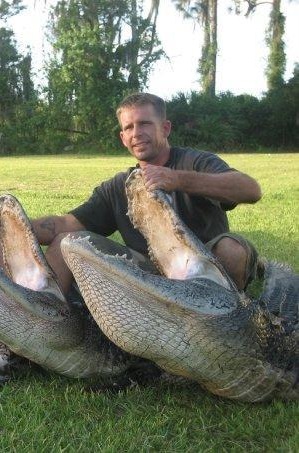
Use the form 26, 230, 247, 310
0, 153, 298, 452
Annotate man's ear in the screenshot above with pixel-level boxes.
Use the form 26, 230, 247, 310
163, 120, 172, 138
119, 131, 127, 147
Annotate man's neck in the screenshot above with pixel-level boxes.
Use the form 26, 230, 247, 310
138, 146, 171, 168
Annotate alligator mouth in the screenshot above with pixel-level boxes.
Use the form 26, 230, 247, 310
126, 170, 233, 290
0, 194, 65, 300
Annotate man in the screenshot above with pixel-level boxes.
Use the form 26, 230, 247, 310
1, 93, 262, 294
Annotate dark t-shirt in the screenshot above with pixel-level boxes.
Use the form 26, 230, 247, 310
70, 147, 236, 255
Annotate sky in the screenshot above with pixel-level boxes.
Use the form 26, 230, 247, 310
7, 0, 299, 100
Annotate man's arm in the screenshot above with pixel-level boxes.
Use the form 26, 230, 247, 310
32, 214, 86, 245
141, 164, 262, 204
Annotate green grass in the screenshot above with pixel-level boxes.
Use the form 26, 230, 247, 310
0, 153, 298, 452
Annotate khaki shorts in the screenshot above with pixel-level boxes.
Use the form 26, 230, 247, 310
205, 232, 259, 287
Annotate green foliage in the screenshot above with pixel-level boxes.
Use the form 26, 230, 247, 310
166, 80, 299, 151
0, 1, 40, 154
234, 1, 286, 92
0, 1, 297, 155
0, 0, 24, 20
0, 28, 22, 119
41, 0, 163, 153
173, 0, 218, 96
265, 0, 286, 91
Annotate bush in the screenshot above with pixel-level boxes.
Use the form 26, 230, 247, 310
166, 83, 299, 151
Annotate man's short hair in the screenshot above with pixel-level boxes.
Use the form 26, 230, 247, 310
116, 93, 166, 123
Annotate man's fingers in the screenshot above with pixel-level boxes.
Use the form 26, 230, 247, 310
144, 180, 159, 191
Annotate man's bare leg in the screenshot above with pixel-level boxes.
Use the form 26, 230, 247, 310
45, 232, 74, 295
211, 237, 248, 291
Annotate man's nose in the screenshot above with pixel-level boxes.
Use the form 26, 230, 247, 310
132, 124, 142, 137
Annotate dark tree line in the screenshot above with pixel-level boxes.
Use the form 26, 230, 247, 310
0, 0, 298, 154
168, 69, 299, 150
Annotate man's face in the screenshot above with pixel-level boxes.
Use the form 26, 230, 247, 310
119, 104, 171, 164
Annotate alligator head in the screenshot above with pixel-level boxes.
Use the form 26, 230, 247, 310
61, 170, 298, 402
0, 194, 138, 381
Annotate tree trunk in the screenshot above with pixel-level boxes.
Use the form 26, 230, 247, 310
266, 0, 286, 91
127, 0, 160, 90
209, 0, 217, 96
127, 0, 140, 90
199, 0, 217, 96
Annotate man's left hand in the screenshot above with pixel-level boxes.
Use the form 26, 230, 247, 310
141, 164, 179, 192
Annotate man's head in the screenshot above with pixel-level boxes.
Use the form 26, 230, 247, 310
116, 93, 167, 123
117, 93, 171, 166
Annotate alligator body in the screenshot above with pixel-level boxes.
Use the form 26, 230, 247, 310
61, 170, 298, 402
0, 194, 150, 383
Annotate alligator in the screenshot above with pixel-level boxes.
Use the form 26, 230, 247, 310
60, 169, 299, 402
0, 194, 158, 386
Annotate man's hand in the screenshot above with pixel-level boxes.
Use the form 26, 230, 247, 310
141, 164, 179, 192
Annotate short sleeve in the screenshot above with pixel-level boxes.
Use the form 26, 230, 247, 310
192, 151, 235, 174
70, 180, 118, 236
192, 151, 237, 210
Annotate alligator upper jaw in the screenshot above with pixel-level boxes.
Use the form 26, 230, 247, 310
0, 194, 65, 301
60, 235, 179, 310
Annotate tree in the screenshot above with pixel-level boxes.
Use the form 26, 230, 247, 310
0, 0, 26, 121
173, 0, 218, 96
265, 0, 285, 90
0, 0, 24, 20
0, 27, 21, 121
234, 0, 286, 91
45, 0, 163, 147
0, 1, 38, 153
125, 0, 162, 90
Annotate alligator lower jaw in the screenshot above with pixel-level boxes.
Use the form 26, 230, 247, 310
126, 170, 233, 290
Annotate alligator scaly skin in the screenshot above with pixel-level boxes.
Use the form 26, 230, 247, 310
61, 170, 298, 402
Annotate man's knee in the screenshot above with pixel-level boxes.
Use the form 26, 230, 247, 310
48, 230, 86, 250
212, 237, 247, 262
50, 231, 68, 247
211, 237, 249, 290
